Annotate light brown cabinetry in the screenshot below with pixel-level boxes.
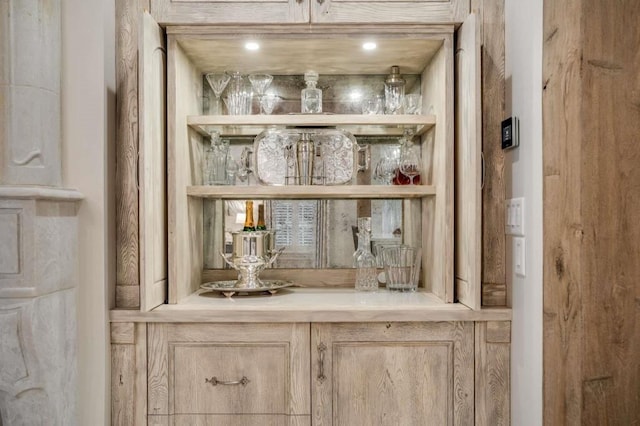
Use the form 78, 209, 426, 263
111, 4, 508, 426
146, 323, 310, 425
112, 320, 507, 425
311, 322, 474, 425
149, 0, 469, 25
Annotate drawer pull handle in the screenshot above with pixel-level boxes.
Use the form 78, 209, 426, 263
317, 343, 327, 383
205, 376, 250, 386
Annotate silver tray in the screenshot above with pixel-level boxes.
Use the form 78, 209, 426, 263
200, 280, 293, 298
254, 128, 357, 186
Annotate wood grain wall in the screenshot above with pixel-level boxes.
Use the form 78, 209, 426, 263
543, 0, 640, 424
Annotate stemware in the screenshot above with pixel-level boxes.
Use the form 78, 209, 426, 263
399, 143, 421, 185
374, 155, 398, 185
205, 73, 231, 114
248, 73, 274, 114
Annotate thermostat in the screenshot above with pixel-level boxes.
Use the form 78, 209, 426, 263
501, 116, 519, 150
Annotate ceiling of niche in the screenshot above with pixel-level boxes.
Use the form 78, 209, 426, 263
176, 36, 444, 75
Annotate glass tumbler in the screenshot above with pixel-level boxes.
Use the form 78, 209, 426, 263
381, 245, 422, 292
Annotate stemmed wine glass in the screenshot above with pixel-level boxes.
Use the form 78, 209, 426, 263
374, 154, 398, 185
248, 73, 273, 114
205, 73, 231, 114
399, 142, 421, 185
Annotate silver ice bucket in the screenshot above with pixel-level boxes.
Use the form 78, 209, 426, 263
220, 231, 284, 289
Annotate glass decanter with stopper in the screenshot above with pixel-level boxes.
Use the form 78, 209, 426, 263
301, 71, 322, 114
203, 130, 230, 185
353, 217, 378, 291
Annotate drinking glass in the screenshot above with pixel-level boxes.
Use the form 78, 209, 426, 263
361, 95, 383, 115
225, 72, 253, 115
403, 94, 422, 115
399, 143, 421, 185
248, 73, 273, 114
205, 73, 231, 114
374, 155, 398, 185
381, 245, 422, 292
260, 93, 279, 115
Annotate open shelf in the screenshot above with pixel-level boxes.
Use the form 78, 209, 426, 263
187, 184, 436, 199
187, 114, 436, 137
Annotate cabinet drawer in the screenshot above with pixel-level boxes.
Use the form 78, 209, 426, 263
172, 343, 288, 414
147, 323, 310, 417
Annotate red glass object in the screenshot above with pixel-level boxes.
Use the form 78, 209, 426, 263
392, 168, 421, 185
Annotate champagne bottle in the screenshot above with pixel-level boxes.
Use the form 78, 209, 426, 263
256, 204, 267, 230
243, 201, 255, 231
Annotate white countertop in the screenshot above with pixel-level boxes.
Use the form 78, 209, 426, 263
110, 288, 511, 323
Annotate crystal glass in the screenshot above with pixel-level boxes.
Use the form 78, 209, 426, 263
225, 71, 253, 115
361, 95, 383, 115
301, 71, 322, 114
381, 245, 422, 292
403, 94, 422, 114
202, 131, 230, 185
399, 142, 421, 185
374, 154, 398, 185
205, 73, 231, 114
248, 73, 273, 114
260, 93, 279, 115
354, 217, 378, 292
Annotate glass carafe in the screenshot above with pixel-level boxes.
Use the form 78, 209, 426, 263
301, 71, 322, 114
203, 130, 230, 185
354, 217, 378, 291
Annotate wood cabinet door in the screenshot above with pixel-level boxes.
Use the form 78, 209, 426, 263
310, 0, 469, 24
311, 322, 474, 426
454, 12, 481, 310
150, 0, 310, 24
139, 11, 168, 311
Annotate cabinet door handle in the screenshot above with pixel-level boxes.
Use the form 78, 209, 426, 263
205, 376, 250, 386
317, 343, 327, 383
317, 0, 325, 4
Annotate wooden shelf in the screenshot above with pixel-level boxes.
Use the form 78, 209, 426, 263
187, 114, 436, 137
187, 184, 436, 199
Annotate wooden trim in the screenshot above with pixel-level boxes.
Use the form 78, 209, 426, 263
475, 321, 510, 425
166, 24, 456, 36
111, 323, 148, 425
111, 322, 135, 344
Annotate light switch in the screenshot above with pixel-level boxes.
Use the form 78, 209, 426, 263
514, 236, 526, 277
505, 197, 525, 236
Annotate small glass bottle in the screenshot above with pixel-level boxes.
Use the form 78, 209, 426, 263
243, 200, 256, 231
301, 71, 322, 114
384, 65, 406, 115
256, 204, 267, 230
354, 217, 378, 291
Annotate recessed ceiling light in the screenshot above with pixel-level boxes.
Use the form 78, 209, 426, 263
362, 42, 377, 51
245, 41, 260, 51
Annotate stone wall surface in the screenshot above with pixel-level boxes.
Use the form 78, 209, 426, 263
0, 0, 62, 185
